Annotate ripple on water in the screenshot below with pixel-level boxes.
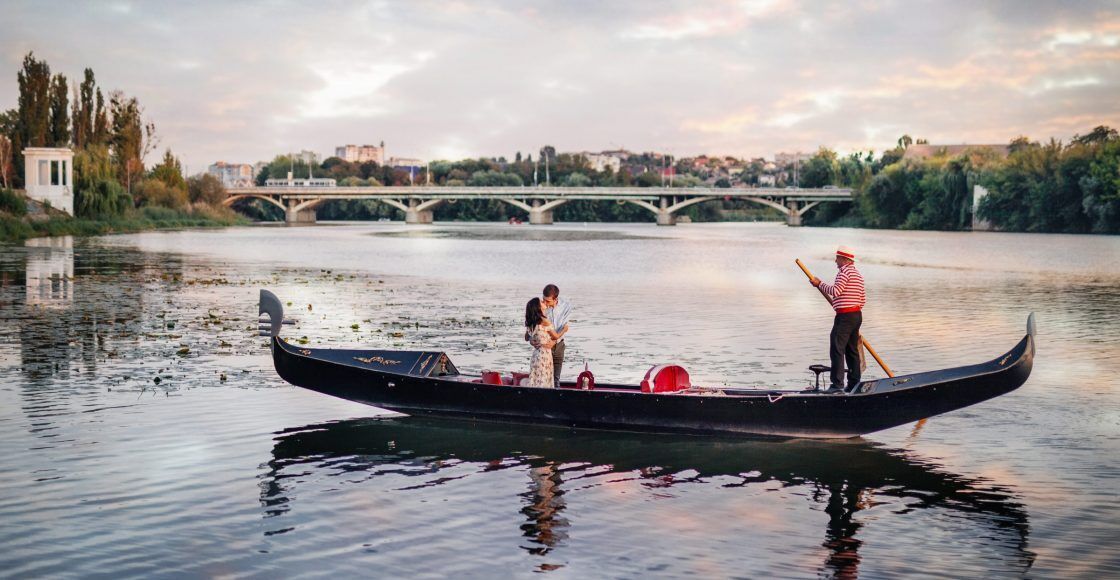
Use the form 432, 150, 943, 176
0, 224, 1118, 577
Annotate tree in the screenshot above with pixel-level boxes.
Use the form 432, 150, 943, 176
150, 149, 185, 189
49, 73, 69, 146
561, 173, 591, 187
14, 52, 53, 186
0, 134, 12, 189
799, 148, 838, 187
73, 69, 96, 149
1072, 125, 1118, 146
897, 134, 913, 149
109, 90, 158, 193
73, 145, 130, 218
133, 179, 187, 209
187, 173, 226, 205
1008, 136, 1037, 154
92, 88, 109, 146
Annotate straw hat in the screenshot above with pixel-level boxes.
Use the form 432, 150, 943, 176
836, 245, 856, 261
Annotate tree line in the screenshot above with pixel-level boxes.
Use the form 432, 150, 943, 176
797, 128, 1120, 234
0, 52, 229, 220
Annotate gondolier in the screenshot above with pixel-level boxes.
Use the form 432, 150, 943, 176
810, 246, 866, 391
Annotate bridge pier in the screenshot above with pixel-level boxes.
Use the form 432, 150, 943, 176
786, 201, 802, 227
529, 201, 553, 225
656, 196, 677, 226
405, 208, 433, 224
285, 200, 317, 224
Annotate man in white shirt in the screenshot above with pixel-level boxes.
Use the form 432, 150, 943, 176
540, 284, 571, 387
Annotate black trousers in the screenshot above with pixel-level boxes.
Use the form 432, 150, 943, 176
829, 311, 862, 389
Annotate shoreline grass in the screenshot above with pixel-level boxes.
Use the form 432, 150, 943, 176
0, 205, 249, 243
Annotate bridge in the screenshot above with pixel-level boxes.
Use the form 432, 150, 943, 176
223, 186, 852, 226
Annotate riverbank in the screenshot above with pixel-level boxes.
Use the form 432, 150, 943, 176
0, 204, 247, 242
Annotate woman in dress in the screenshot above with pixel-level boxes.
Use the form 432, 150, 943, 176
525, 297, 561, 388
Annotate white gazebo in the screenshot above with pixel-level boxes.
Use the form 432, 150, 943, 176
23, 147, 74, 215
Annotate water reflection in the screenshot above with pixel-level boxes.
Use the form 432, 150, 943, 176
25, 236, 73, 308
265, 417, 1035, 577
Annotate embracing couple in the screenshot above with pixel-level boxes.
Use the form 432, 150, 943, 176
524, 284, 572, 388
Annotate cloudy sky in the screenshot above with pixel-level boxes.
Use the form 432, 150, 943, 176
2, 0, 1118, 170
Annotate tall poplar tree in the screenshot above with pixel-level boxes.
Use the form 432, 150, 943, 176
93, 89, 109, 146
14, 52, 52, 186
49, 73, 69, 146
73, 68, 96, 149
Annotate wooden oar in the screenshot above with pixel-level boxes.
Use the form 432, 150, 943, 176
795, 259, 895, 378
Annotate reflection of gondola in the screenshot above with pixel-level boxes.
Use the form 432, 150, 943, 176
263, 417, 1034, 577
260, 289, 1036, 438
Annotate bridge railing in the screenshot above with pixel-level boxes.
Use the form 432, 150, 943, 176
226, 185, 852, 201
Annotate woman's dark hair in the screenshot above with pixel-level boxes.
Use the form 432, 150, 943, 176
525, 297, 543, 329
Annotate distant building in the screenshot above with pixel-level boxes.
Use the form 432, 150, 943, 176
902, 144, 1010, 161
336, 143, 385, 164
582, 152, 622, 173
208, 161, 255, 188
758, 174, 777, 186
389, 157, 424, 169
775, 151, 813, 166
295, 150, 321, 166
600, 149, 632, 161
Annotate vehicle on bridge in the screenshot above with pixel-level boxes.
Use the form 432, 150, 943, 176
264, 177, 337, 187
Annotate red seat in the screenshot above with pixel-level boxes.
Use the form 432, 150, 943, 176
481, 370, 503, 385
641, 364, 691, 393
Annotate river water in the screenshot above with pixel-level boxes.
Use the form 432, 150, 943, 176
1, 222, 1117, 578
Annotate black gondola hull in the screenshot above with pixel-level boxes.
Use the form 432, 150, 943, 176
269, 328, 1034, 439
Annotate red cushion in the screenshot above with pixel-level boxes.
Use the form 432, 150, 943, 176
481, 370, 503, 385
641, 365, 691, 393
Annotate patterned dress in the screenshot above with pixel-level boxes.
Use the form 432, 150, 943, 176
527, 325, 554, 388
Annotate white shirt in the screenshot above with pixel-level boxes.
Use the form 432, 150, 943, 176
546, 298, 572, 338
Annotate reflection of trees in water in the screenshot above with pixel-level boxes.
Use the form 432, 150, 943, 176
264, 418, 1035, 576
0, 240, 186, 436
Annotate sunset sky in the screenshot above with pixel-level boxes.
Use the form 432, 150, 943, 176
2, 0, 1118, 171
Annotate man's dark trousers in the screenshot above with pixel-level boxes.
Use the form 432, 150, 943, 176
829, 311, 862, 389
551, 339, 565, 388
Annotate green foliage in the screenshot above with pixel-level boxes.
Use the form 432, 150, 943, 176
0, 205, 246, 242
561, 173, 591, 187
133, 179, 188, 210
0, 188, 27, 216
799, 148, 838, 187
109, 91, 154, 186
73, 145, 130, 218
49, 73, 69, 146
73, 69, 96, 149
76, 178, 131, 219
262, 154, 327, 181
467, 170, 522, 186
187, 173, 226, 205
150, 149, 185, 189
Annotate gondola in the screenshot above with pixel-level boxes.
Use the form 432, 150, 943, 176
259, 289, 1035, 439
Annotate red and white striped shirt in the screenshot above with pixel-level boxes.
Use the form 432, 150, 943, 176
819, 263, 866, 313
